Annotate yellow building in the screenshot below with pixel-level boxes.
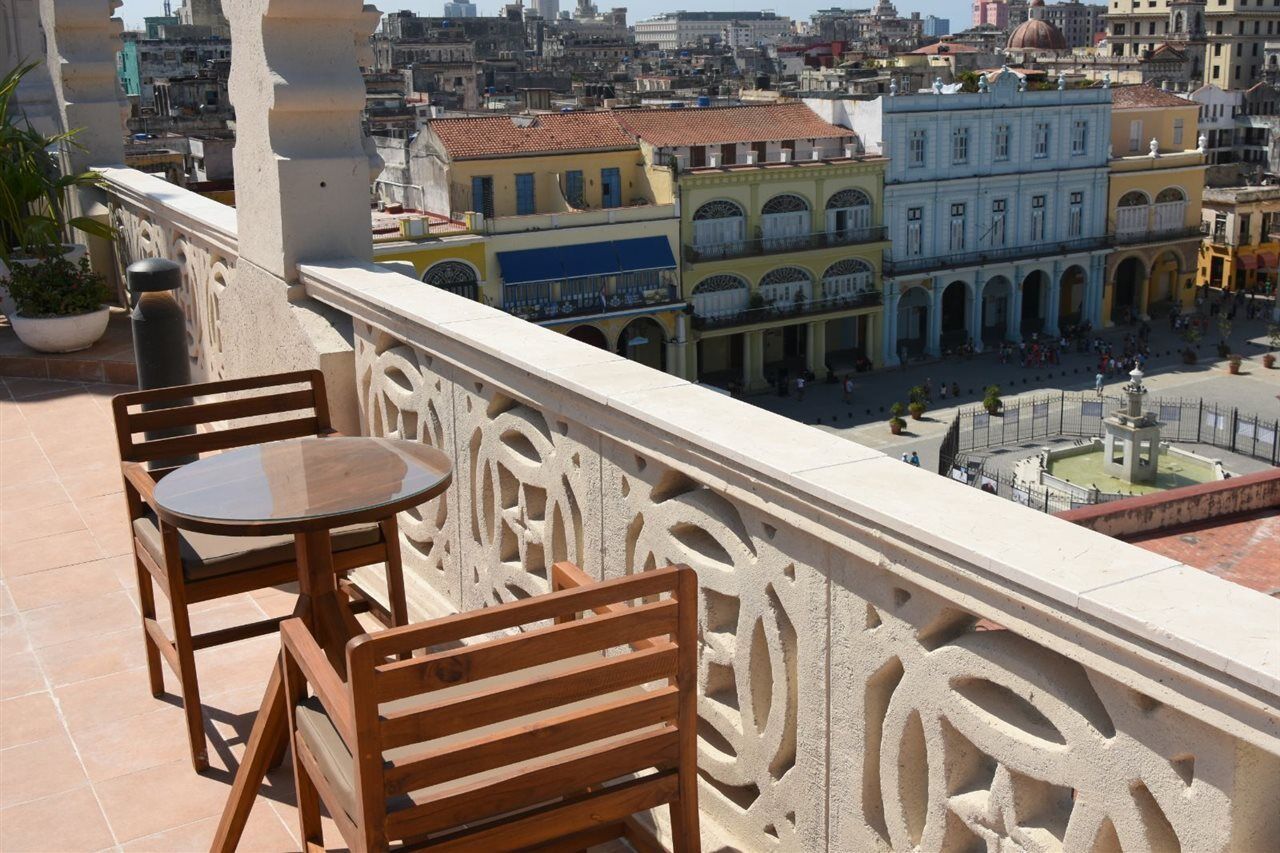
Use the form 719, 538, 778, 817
370, 111, 686, 375
614, 103, 889, 393
1105, 85, 1207, 324
1198, 185, 1280, 293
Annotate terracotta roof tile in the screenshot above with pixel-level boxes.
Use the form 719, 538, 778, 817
611, 103, 852, 148
1111, 84, 1192, 109
428, 112, 637, 160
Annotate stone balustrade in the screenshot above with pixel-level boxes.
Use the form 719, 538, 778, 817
97, 167, 1280, 851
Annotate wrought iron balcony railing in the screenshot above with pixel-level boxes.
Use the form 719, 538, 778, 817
691, 289, 882, 332
883, 236, 1111, 277
683, 226, 888, 264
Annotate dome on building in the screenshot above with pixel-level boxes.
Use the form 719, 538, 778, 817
1007, 3, 1068, 52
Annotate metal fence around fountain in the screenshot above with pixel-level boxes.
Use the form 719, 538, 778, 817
943, 453, 1140, 515
939, 391, 1280, 475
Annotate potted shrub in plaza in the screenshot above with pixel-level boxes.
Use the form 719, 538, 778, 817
1180, 326, 1201, 364
1265, 323, 1279, 369
889, 402, 906, 434
1227, 354, 1243, 375
982, 385, 1003, 415
6, 255, 110, 352
907, 385, 927, 420
1215, 315, 1232, 358
1, 62, 113, 319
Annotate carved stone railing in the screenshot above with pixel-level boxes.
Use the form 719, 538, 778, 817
96, 171, 1280, 853
101, 167, 238, 383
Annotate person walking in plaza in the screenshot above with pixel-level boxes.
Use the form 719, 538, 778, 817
842, 375, 854, 405
795, 373, 806, 401
1095, 371, 1105, 395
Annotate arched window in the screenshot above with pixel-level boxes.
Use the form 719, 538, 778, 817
822, 258, 874, 300
758, 266, 813, 305
761, 194, 812, 249
1115, 190, 1151, 237
826, 188, 873, 238
692, 200, 746, 256
691, 274, 749, 319
422, 261, 479, 298
1153, 187, 1188, 233
1174, 11, 1183, 31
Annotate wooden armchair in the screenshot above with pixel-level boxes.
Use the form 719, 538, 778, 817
111, 370, 410, 772
280, 562, 701, 852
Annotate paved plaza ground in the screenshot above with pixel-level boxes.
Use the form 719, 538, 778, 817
746, 302, 1280, 474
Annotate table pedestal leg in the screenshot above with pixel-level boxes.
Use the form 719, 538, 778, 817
211, 529, 358, 852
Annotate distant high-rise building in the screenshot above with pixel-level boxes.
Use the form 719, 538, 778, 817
923, 15, 950, 36
177, 0, 229, 37
530, 0, 560, 20
443, 0, 478, 16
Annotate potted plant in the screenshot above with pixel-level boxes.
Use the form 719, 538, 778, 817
1180, 326, 1201, 364
889, 402, 906, 434
5, 255, 110, 352
1264, 323, 1279, 369
1, 62, 113, 318
1215, 314, 1232, 358
907, 385, 927, 420
982, 384, 1003, 415
1227, 353, 1243, 375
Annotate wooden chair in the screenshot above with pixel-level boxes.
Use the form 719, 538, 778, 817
112, 370, 410, 772
280, 562, 701, 852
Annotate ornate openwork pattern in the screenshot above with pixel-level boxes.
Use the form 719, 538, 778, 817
692, 274, 749, 294
422, 260, 478, 287
827, 188, 872, 209
762, 193, 810, 214
112, 204, 235, 381
1155, 187, 1186, 203
693, 200, 746, 220
760, 267, 812, 287
1118, 190, 1150, 207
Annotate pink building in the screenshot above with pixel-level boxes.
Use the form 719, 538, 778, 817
972, 0, 1009, 28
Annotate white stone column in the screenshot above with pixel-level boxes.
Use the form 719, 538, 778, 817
38, 0, 126, 172
1046, 259, 1063, 336
805, 319, 826, 374
4, 0, 60, 134
225, 0, 382, 281
926, 282, 943, 356
883, 287, 900, 366
969, 273, 985, 353
1009, 268, 1024, 342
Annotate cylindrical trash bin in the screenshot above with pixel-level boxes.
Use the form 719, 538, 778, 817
127, 258, 196, 464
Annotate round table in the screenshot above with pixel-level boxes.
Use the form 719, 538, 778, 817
155, 436, 452, 852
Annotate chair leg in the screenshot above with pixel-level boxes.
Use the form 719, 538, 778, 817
133, 555, 164, 698
668, 796, 700, 853
166, 580, 209, 772
283, 655, 324, 851
380, 518, 409, 628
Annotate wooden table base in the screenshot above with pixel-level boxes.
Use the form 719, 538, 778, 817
211, 530, 358, 852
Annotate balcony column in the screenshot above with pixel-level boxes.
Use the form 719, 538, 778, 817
213, 0, 384, 433
1045, 259, 1063, 337
5, 0, 60, 134
1008, 265, 1024, 342
805, 319, 826, 375
1087, 253, 1106, 328
743, 329, 766, 392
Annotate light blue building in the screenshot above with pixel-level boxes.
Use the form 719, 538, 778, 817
810, 68, 1112, 364
922, 15, 949, 37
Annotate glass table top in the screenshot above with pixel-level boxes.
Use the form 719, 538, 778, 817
153, 436, 452, 532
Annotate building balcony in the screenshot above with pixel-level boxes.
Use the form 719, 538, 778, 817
1110, 223, 1208, 246
691, 289, 882, 332
12, 4, 1277, 847
683, 226, 888, 265
502, 281, 684, 324
884, 235, 1111, 277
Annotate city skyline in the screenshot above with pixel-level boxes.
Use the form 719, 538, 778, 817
116, 0, 959, 29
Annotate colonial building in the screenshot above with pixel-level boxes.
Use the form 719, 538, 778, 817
370, 111, 686, 375
814, 67, 1112, 363
1105, 84, 1206, 323
1198, 184, 1280, 290
633, 11, 791, 51
613, 103, 889, 392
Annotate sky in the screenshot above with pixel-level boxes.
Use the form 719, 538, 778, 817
116, 0, 966, 31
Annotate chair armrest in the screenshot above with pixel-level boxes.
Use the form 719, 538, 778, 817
551, 561, 662, 650
279, 618, 357, 746
121, 462, 160, 512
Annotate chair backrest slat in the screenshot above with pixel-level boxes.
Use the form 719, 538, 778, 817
384, 729, 681, 840
372, 598, 677, 702
384, 685, 679, 797
112, 370, 329, 464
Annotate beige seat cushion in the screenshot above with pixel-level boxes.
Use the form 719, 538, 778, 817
296, 655, 653, 822
132, 514, 382, 582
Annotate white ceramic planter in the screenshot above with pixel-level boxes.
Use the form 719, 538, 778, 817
1, 244, 88, 320
10, 305, 110, 353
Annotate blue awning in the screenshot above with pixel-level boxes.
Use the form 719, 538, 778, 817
560, 241, 619, 279
614, 236, 676, 273
497, 247, 564, 284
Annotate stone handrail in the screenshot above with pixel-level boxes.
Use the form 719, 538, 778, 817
101, 168, 1280, 852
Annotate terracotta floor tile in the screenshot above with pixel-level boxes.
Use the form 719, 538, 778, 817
0, 410, 30, 443
20, 588, 136, 649
0, 436, 55, 485
120, 802, 297, 852
0, 731, 87, 808
60, 467, 125, 503
0, 528, 105, 578
0, 785, 116, 852
77, 492, 129, 527
94, 758, 232, 842
0, 612, 30, 658
0, 478, 71, 513
72, 704, 190, 782
191, 634, 280, 701
54, 666, 177, 733
0, 378, 85, 401
0, 582, 13, 615
34, 626, 146, 688
0, 690, 63, 749
0, 650, 45, 699
89, 517, 135, 558
5, 557, 126, 611
0, 501, 86, 545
